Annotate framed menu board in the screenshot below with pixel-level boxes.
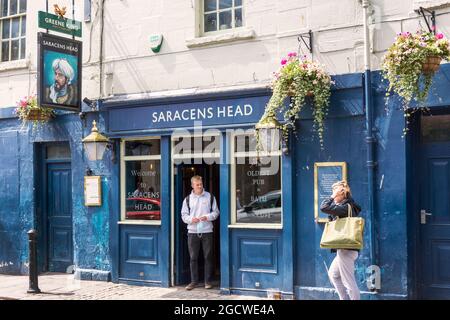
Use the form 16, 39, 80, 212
314, 162, 347, 223
85, 176, 102, 206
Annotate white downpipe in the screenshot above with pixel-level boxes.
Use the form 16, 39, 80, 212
362, 0, 371, 71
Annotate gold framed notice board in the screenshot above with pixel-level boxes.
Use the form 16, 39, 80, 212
84, 176, 102, 206
314, 162, 347, 223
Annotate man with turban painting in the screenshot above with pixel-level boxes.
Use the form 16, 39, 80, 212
45, 58, 77, 105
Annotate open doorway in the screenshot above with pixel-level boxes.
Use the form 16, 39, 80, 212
174, 161, 220, 287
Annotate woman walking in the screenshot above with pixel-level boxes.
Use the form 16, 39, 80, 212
320, 180, 362, 300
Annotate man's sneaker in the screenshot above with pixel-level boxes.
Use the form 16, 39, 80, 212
185, 282, 198, 290
204, 283, 213, 289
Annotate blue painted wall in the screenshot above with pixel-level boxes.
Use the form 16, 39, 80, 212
0, 109, 113, 278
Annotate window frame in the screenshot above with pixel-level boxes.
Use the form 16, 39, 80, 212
0, 0, 26, 62
201, 0, 244, 36
120, 137, 162, 225
229, 131, 283, 229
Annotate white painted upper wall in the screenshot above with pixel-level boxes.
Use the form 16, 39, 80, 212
1, 0, 450, 108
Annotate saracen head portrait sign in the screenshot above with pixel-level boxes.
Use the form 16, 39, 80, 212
37, 32, 82, 112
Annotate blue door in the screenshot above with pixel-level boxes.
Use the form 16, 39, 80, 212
419, 114, 450, 299
47, 162, 73, 272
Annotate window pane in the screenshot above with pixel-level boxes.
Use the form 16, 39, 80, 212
20, 16, 25, 36
1, 41, 9, 61
219, 0, 232, 9
47, 144, 71, 159
125, 160, 161, 221
204, 12, 217, 32
125, 139, 160, 156
2, 19, 10, 39
235, 158, 282, 224
11, 17, 19, 38
1, 0, 7, 17
421, 114, 450, 143
10, 0, 17, 15
19, 0, 26, 13
19, 37, 24, 58
11, 38, 18, 60
204, 0, 216, 12
219, 10, 232, 30
235, 8, 242, 27
235, 0, 242, 6
234, 133, 257, 153
173, 135, 220, 155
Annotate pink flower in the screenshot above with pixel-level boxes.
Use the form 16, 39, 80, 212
436, 33, 444, 39
287, 52, 297, 58
281, 59, 287, 65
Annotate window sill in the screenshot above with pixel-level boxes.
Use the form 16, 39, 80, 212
0, 59, 29, 72
228, 223, 282, 230
186, 27, 255, 48
118, 220, 161, 226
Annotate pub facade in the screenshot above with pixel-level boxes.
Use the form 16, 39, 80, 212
0, 0, 450, 299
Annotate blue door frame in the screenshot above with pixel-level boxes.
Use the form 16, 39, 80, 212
174, 162, 221, 285
418, 114, 450, 299
36, 143, 73, 273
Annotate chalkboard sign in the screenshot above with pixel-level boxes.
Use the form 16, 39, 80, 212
314, 162, 347, 223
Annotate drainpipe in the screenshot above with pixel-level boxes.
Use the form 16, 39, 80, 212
99, 0, 106, 98
361, 0, 378, 292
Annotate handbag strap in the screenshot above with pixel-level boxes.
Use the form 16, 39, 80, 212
347, 203, 352, 217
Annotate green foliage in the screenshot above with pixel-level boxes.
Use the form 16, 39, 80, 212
256, 53, 333, 150
381, 30, 450, 135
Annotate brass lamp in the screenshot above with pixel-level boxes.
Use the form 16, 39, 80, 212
82, 120, 110, 161
255, 116, 282, 153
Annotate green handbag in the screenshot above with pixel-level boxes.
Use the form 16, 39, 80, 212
320, 204, 365, 250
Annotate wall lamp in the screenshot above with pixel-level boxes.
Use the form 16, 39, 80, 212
82, 120, 116, 163
255, 116, 289, 155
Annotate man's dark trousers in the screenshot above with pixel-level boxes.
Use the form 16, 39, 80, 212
188, 233, 213, 284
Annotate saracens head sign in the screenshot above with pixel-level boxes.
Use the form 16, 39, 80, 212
37, 32, 82, 112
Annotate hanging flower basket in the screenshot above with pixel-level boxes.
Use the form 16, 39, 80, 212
422, 55, 442, 74
381, 29, 450, 136
255, 52, 333, 150
25, 108, 54, 121
14, 95, 55, 127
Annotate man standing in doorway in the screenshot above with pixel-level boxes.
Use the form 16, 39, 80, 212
181, 175, 219, 290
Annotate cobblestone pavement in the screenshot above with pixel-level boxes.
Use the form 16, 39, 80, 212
0, 273, 264, 300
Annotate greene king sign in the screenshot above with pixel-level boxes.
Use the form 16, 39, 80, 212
38, 11, 82, 37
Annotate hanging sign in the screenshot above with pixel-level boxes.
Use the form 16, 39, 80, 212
85, 176, 102, 206
38, 11, 82, 37
37, 32, 82, 112
314, 162, 347, 223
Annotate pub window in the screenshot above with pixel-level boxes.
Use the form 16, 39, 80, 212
121, 138, 161, 223
231, 132, 282, 225
0, 0, 26, 62
203, 0, 243, 34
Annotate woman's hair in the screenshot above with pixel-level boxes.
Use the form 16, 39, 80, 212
332, 180, 352, 198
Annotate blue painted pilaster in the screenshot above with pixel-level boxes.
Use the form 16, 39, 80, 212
160, 135, 171, 286
220, 131, 231, 293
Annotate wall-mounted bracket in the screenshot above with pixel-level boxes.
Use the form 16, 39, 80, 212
415, 7, 436, 34
297, 30, 313, 54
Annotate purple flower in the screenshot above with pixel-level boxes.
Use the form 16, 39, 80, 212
281, 59, 287, 65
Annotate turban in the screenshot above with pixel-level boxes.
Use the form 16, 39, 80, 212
52, 58, 75, 84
